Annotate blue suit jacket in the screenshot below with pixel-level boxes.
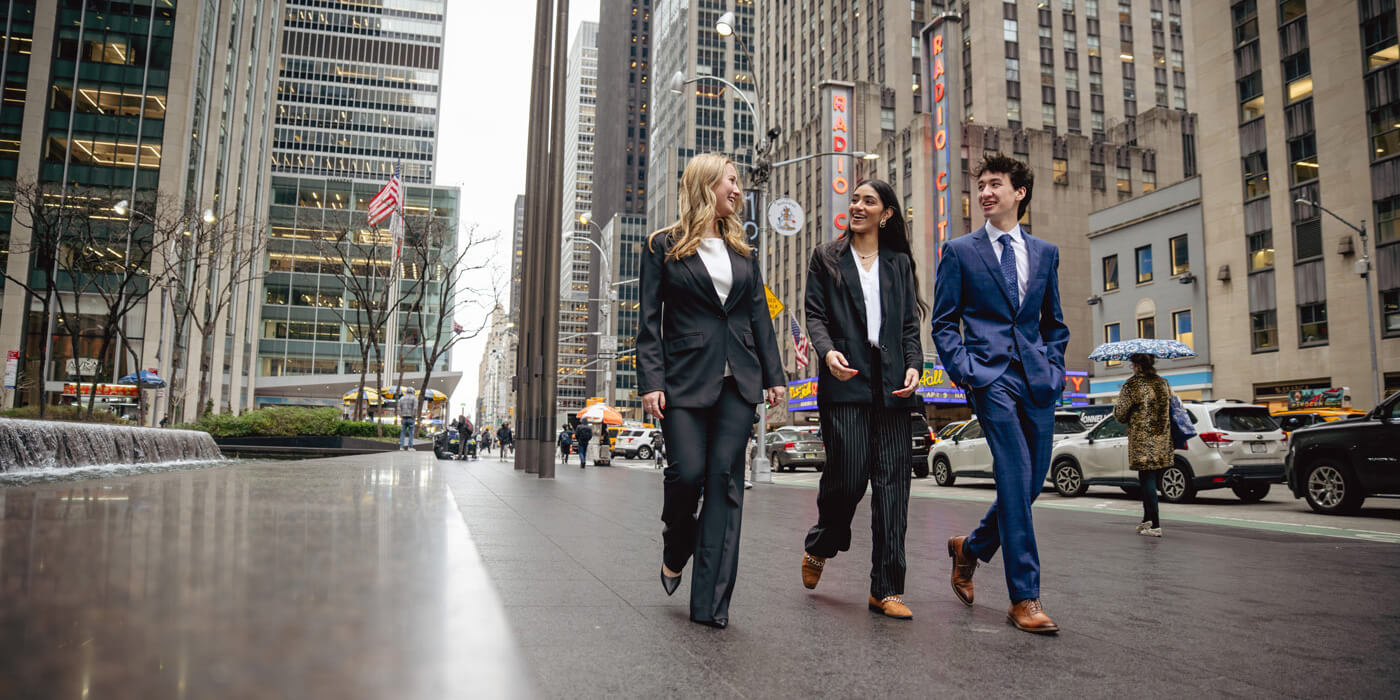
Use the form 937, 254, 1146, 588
929, 224, 1070, 408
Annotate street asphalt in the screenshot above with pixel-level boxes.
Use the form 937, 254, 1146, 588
0, 452, 1395, 699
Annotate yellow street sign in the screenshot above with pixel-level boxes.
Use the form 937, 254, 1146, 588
764, 285, 784, 319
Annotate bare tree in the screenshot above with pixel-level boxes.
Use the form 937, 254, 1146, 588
400, 221, 499, 403
312, 218, 396, 423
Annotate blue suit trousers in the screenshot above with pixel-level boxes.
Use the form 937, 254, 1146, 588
965, 364, 1054, 602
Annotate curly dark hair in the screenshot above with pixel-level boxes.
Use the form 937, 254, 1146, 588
973, 152, 1034, 220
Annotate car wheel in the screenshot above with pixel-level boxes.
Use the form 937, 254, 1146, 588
767, 452, 783, 472
913, 458, 930, 479
1052, 459, 1087, 497
1159, 460, 1196, 504
1231, 483, 1270, 503
932, 456, 955, 486
1303, 461, 1365, 515
637, 445, 653, 460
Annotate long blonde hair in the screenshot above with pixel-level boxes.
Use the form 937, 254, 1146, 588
647, 153, 753, 260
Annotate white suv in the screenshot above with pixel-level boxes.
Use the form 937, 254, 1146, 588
1048, 400, 1287, 503
931, 413, 1087, 487
613, 428, 662, 459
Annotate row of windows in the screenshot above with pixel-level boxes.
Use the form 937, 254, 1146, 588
1101, 236, 1189, 292
1103, 309, 1194, 357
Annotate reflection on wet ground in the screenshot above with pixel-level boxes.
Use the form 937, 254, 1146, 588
0, 454, 531, 699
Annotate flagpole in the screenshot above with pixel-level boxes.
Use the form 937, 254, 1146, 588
384, 163, 403, 400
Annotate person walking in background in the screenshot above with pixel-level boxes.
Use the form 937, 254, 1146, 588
930, 153, 1070, 634
573, 421, 593, 468
397, 389, 419, 451
479, 425, 494, 457
799, 179, 927, 620
637, 153, 785, 629
558, 424, 574, 462
452, 413, 474, 459
497, 422, 513, 459
1113, 353, 1173, 537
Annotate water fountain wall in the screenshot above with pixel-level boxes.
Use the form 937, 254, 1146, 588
0, 418, 223, 472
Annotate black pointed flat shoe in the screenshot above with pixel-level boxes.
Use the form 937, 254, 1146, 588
661, 568, 681, 596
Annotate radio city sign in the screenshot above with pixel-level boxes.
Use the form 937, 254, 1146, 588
923, 13, 964, 262
820, 81, 855, 240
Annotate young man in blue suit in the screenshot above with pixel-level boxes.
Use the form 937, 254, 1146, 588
929, 153, 1070, 634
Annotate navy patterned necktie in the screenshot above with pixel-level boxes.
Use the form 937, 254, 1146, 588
999, 233, 1020, 309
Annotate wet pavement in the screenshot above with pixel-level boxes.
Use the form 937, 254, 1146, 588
1, 452, 1397, 698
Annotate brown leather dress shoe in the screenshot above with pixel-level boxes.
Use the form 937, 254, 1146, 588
801, 552, 826, 589
1007, 598, 1059, 634
867, 594, 913, 619
948, 536, 977, 606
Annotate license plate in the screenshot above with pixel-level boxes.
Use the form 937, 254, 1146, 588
804, 453, 816, 459
1250, 442, 1266, 453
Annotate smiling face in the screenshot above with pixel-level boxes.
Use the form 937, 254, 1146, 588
712, 163, 742, 219
848, 184, 889, 235
976, 170, 1025, 225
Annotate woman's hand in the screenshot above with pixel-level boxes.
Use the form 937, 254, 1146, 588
891, 367, 920, 397
764, 385, 786, 407
825, 350, 858, 381
642, 391, 666, 420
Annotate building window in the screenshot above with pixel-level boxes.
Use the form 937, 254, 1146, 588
1042, 103, 1056, 128
1053, 158, 1069, 185
1116, 166, 1131, 196
1243, 151, 1269, 199
1294, 217, 1322, 260
1142, 170, 1156, 193
1232, 0, 1259, 46
1169, 235, 1189, 276
1136, 245, 1153, 284
1137, 315, 1156, 339
1377, 195, 1400, 245
1173, 309, 1194, 350
1299, 302, 1328, 345
1251, 309, 1279, 350
1382, 289, 1400, 336
1280, 0, 1306, 24
1283, 50, 1312, 103
1103, 254, 1119, 291
1366, 66, 1400, 160
1288, 133, 1317, 184
1362, 2, 1399, 70
1105, 322, 1121, 367
1239, 70, 1265, 122
1247, 230, 1275, 271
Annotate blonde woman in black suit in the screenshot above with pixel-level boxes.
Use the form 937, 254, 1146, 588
637, 153, 785, 629
799, 180, 928, 619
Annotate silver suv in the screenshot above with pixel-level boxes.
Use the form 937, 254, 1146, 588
613, 428, 661, 459
1048, 400, 1286, 503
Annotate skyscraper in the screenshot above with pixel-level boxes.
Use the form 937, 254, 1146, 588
1192, 0, 1400, 408
256, 0, 463, 409
558, 21, 599, 415
0, 0, 281, 422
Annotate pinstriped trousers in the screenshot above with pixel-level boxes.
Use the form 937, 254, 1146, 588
804, 353, 914, 598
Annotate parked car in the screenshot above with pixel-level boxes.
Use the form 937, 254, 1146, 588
613, 428, 662, 459
1048, 400, 1286, 503
932, 420, 967, 446
1271, 407, 1367, 434
1061, 404, 1114, 429
766, 426, 825, 472
931, 412, 1086, 487
910, 412, 934, 478
1285, 390, 1400, 514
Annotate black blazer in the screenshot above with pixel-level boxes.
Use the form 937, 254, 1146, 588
636, 232, 785, 408
804, 243, 923, 408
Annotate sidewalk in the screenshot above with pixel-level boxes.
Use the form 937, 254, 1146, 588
0, 453, 1395, 698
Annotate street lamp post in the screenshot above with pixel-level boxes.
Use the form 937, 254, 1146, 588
1296, 198, 1382, 406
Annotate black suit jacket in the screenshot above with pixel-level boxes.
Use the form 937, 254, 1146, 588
637, 233, 785, 408
804, 244, 923, 409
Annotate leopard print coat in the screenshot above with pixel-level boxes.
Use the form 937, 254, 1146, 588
1112, 372, 1173, 471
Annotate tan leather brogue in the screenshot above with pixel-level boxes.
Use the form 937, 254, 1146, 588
1007, 598, 1059, 634
867, 594, 913, 619
801, 552, 826, 589
948, 536, 977, 606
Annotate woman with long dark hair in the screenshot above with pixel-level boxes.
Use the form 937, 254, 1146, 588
636, 153, 785, 629
799, 179, 928, 619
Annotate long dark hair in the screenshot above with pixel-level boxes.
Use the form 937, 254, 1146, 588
816, 179, 929, 317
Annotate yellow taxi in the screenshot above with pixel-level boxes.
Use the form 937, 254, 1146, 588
1270, 408, 1367, 433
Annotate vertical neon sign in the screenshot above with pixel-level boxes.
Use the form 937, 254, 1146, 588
923, 14, 963, 264
820, 81, 855, 240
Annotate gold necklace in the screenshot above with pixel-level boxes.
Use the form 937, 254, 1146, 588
856, 247, 878, 260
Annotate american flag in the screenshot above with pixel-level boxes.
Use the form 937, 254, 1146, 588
367, 163, 401, 227
789, 314, 810, 369
453, 320, 464, 335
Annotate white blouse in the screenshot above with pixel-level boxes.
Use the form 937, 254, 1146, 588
697, 238, 734, 376
851, 247, 881, 346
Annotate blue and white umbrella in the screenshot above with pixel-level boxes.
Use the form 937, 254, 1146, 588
1088, 339, 1196, 362
117, 369, 167, 388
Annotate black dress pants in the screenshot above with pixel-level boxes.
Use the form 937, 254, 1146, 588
660, 377, 755, 625
804, 348, 913, 598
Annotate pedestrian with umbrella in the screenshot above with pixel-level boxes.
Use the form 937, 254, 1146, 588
1090, 339, 1196, 538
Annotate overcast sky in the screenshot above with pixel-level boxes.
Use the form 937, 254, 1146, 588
440, 3, 600, 415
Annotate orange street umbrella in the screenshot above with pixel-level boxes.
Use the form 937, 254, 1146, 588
576, 403, 624, 425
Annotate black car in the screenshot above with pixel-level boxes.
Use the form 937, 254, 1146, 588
1285, 390, 1400, 514
910, 412, 933, 478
